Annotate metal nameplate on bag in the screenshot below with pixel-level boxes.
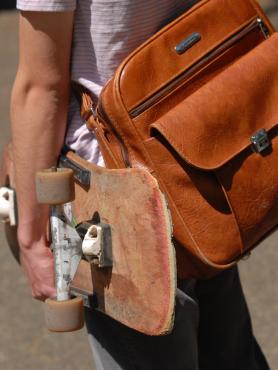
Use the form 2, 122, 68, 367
250, 129, 270, 153
175, 32, 201, 55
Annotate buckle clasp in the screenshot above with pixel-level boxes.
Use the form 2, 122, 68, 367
250, 129, 270, 153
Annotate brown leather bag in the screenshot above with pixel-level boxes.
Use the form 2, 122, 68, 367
77, 0, 278, 279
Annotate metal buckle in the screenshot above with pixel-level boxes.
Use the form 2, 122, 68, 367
250, 129, 270, 153
257, 18, 270, 39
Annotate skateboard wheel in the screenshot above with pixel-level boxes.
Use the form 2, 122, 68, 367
36, 168, 75, 205
44, 297, 84, 332
4, 223, 20, 264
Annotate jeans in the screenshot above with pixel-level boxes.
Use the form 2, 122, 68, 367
85, 266, 270, 370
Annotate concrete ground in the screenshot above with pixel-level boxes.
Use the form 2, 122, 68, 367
0, 3, 278, 369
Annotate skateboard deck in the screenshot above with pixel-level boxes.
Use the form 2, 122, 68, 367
65, 151, 176, 335
0, 144, 176, 335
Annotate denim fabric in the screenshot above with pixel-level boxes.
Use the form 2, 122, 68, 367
85, 266, 270, 370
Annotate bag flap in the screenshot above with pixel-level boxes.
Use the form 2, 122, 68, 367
118, 0, 260, 112
150, 34, 278, 170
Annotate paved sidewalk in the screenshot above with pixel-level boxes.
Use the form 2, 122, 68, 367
0, 3, 278, 370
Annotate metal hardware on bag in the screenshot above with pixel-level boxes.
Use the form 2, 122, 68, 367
82, 106, 97, 129
90, 106, 97, 119
59, 155, 91, 186
175, 32, 201, 54
257, 18, 270, 39
250, 129, 270, 153
131, 18, 267, 118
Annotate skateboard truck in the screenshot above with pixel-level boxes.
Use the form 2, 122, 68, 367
36, 167, 84, 332
0, 187, 16, 226
2, 146, 176, 335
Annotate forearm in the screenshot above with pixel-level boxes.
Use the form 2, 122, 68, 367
9, 10, 74, 300
10, 78, 70, 245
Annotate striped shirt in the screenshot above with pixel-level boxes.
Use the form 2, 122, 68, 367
17, 0, 196, 165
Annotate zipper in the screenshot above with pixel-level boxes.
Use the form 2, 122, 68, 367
129, 17, 270, 118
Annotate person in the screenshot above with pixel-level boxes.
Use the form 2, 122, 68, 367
11, 1, 271, 369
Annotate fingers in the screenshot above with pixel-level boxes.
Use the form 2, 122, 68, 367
31, 284, 56, 301
19, 242, 56, 301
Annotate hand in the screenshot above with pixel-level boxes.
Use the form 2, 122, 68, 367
19, 239, 56, 301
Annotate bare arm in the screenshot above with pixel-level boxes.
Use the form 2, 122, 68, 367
10, 11, 74, 300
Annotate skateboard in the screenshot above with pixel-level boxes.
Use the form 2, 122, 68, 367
0, 143, 176, 335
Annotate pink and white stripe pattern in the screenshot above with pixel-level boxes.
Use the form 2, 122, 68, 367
17, 0, 196, 164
